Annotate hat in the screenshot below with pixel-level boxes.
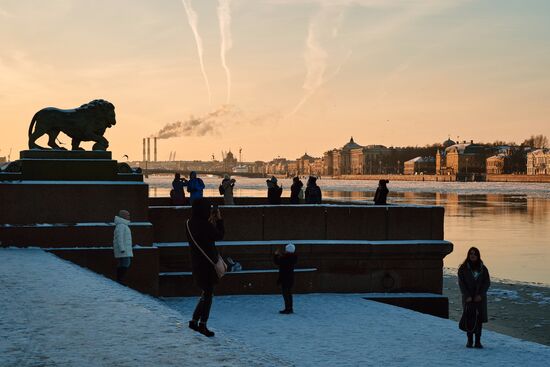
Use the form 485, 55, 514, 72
270, 176, 278, 183
285, 243, 295, 253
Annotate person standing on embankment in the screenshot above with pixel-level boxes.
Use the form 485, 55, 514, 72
458, 247, 491, 349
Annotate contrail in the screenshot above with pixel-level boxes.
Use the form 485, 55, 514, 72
217, 0, 233, 104
181, 0, 212, 106
287, 5, 347, 118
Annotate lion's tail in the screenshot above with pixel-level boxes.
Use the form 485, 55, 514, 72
28, 112, 39, 137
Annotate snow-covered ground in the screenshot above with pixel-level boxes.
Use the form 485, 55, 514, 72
0, 249, 286, 367
1, 249, 549, 366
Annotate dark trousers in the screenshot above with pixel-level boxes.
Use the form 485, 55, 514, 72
466, 302, 483, 342
193, 287, 213, 323
282, 286, 293, 310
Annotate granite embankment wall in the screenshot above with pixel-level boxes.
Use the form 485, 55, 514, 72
485, 174, 550, 183
148, 204, 444, 243
335, 174, 550, 182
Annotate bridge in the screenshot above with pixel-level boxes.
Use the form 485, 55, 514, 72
142, 168, 266, 178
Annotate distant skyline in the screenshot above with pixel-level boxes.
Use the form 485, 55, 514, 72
1, 0, 549, 161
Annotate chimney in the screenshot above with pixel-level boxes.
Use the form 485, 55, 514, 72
154, 137, 158, 162
142, 138, 146, 162
147, 138, 151, 162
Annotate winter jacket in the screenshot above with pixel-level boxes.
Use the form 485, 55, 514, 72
221, 179, 235, 205
187, 178, 205, 204
305, 185, 322, 204
113, 216, 133, 258
458, 262, 491, 323
267, 184, 283, 205
172, 179, 187, 199
186, 218, 225, 290
274, 252, 297, 288
374, 187, 389, 205
290, 181, 303, 204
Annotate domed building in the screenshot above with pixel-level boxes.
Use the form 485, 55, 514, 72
323, 137, 389, 176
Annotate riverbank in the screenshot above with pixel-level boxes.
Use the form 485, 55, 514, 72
333, 174, 550, 183
443, 268, 550, 346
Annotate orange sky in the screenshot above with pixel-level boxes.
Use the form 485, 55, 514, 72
1, 0, 549, 162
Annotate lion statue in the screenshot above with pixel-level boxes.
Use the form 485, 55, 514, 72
28, 99, 116, 151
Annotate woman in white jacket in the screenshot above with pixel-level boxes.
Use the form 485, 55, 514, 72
113, 210, 133, 283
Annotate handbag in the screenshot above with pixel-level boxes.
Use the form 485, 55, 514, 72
186, 220, 227, 279
459, 302, 478, 332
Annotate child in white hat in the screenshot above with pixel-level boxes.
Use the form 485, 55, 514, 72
274, 243, 297, 314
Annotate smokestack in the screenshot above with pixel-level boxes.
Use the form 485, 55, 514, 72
154, 137, 158, 162
142, 138, 146, 162
147, 138, 151, 162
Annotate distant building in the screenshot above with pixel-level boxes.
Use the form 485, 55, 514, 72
0, 156, 6, 164
527, 149, 550, 175
486, 154, 507, 175
404, 156, 436, 175
222, 150, 238, 172
436, 140, 491, 176
323, 137, 389, 176
296, 153, 316, 175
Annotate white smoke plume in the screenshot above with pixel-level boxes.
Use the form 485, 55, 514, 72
153, 104, 281, 139
154, 105, 237, 139
181, 0, 212, 106
217, 0, 233, 104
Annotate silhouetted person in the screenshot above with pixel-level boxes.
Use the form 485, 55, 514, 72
186, 198, 224, 337
113, 210, 133, 284
290, 177, 303, 204
373, 179, 389, 205
171, 173, 188, 205
458, 247, 490, 349
274, 243, 297, 314
220, 174, 236, 205
266, 176, 283, 205
187, 171, 205, 205
305, 176, 322, 204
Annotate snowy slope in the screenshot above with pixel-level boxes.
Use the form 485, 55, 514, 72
0, 249, 289, 367
165, 296, 550, 366
1, 248, 549, 367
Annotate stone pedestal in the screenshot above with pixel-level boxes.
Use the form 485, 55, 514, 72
0, 150, 152, 247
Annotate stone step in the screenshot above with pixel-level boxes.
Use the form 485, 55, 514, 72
0, 222, 153, 247
159, 268, 317, 297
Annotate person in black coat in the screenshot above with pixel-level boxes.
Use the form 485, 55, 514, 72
186, 198, 224, 337
458, 246, 491, 348
305, 176, 322, 204
274, 243, 298, 314
266, 176, 283, 205
290, 177, 303, 204
373, 179, 389, 205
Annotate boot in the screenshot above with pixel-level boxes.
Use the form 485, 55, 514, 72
474, 336, 483, 349
279, 309, 293, 314
198, 322, 215, 337
466, 334, 473, 348
188, 320, 200, 332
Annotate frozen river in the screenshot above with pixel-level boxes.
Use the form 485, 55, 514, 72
147, 176, 550, 285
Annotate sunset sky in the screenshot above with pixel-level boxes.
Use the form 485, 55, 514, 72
1, 0, 549, 162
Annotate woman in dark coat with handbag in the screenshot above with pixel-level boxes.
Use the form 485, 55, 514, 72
458, 247, 491, 348
186, 198, 224, 337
